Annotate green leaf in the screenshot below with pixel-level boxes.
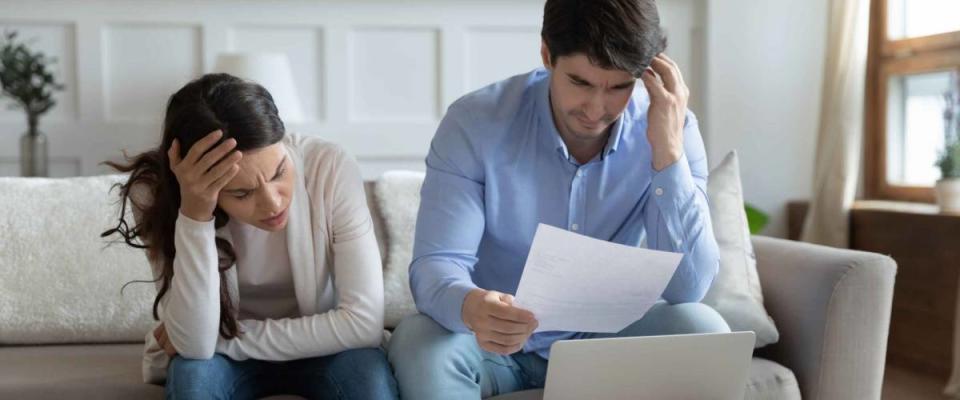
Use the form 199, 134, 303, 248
937, 140, 960, 179
0, 29, 65, 119
744, 203, 770, 235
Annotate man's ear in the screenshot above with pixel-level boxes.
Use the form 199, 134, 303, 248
540, 40, 552, 71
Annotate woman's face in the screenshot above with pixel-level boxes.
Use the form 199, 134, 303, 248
217, 142, 295, 231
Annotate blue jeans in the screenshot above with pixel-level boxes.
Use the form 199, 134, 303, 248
165, 347, 399, 400
387, 302, 730, 400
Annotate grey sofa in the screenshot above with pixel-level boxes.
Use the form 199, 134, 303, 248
0, 180, 897, 399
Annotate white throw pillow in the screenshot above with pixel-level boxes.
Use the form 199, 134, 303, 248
373, 171, 425, 328
0, 175, 156, 344
703, 151, 780, 348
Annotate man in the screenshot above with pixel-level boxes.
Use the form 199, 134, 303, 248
388, 0, 729, 398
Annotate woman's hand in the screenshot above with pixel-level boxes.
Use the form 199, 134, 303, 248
168, 130, 243, 222
153, 323, 178, 358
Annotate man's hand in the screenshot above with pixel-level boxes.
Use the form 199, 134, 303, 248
641, 53, 689, 171
153, 323, 178, 358
462, 289, 538, 355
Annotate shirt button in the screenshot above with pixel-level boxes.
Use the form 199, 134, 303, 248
576, 170, 583, 177
655, 187, 664, 196
571, 224, 579, 231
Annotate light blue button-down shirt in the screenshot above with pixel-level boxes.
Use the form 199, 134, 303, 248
409, 68, 719, 358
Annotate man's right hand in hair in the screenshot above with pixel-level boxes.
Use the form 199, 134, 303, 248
168, 129, 243, 222
462, 288, 539, 355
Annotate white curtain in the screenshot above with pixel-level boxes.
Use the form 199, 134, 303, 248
800, 0, 871, 248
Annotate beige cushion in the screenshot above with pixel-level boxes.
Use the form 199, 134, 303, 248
0, 344, 161, 399
0, 175, 156, 344
703, 151, 779, 348
371, 171, 425, 328
0, 344, 303, 400
485, 358, 800, 400
0, 343, 797, 400
745, 358, 801, 399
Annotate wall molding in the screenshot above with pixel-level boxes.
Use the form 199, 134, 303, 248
0, 0, 704, 178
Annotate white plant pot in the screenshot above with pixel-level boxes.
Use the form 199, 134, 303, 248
935, 178, 960, 214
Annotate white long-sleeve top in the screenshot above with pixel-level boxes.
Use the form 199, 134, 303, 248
138, 134, 384, 384
229, 220, 299, 321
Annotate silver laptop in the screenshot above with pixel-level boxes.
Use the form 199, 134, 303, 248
542, 331, 756, 400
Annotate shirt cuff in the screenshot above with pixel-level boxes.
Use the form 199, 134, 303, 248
434, 281, 479, 334
649, 154, 698, 242
176, 210, 216, 231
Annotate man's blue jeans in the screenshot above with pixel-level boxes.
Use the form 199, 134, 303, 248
387, 302, 730, 399
165, 347, 398, 400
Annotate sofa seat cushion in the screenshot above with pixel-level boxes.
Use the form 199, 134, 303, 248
486, 358, 799, 400
0, 344, 160, 399
0, 348, 798, 399
0, 344, 308, 400
745, 358, 801, 399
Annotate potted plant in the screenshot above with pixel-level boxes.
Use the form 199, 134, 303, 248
0, 30, 65, 177
935, 72, 960, 214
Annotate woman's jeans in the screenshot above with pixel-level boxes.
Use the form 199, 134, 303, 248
165, 347, 398, 400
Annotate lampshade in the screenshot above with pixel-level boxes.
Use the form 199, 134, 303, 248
213, 52, 304, 123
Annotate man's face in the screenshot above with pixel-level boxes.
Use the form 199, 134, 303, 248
541, 43, 637, 143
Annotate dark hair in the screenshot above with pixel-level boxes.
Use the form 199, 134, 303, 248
102, 73, 285, 339
541, 0, 667, 77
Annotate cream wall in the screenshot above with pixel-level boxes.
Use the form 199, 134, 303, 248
0, 0, 827, 238
0, 0, 704, 179
704, 0, 828, 237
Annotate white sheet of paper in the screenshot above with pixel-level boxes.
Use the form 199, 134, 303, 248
514, 224, 683, 333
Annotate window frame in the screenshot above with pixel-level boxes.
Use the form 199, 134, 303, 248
865, 0, 960, 202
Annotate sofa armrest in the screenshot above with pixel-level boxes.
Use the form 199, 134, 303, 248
752, 236, 896, 400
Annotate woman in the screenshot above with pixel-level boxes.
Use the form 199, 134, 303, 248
103, 73, 398, 399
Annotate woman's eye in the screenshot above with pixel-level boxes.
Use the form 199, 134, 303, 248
272, 168, 285, 181
234, 192, 250, 200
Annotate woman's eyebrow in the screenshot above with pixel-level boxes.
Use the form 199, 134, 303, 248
223, 155, 287, 193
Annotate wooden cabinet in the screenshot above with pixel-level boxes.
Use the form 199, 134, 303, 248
851, 202, 960, 378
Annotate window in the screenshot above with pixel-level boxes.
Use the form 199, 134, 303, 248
866, 0, 960, 202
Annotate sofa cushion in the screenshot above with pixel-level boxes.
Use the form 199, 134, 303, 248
371, 171, 425, 328
484, 358, 800, 400
0, 345, 796, 400
0, 344, 307, 399
0, 175, 156, 344
0, 344, 161, 399
703, 151, 780, 348
745, 358, 801, 399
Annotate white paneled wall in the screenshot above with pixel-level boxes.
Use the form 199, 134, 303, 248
0, 0, 704, 178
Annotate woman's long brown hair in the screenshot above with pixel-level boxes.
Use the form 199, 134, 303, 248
102, 73, 285, 339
